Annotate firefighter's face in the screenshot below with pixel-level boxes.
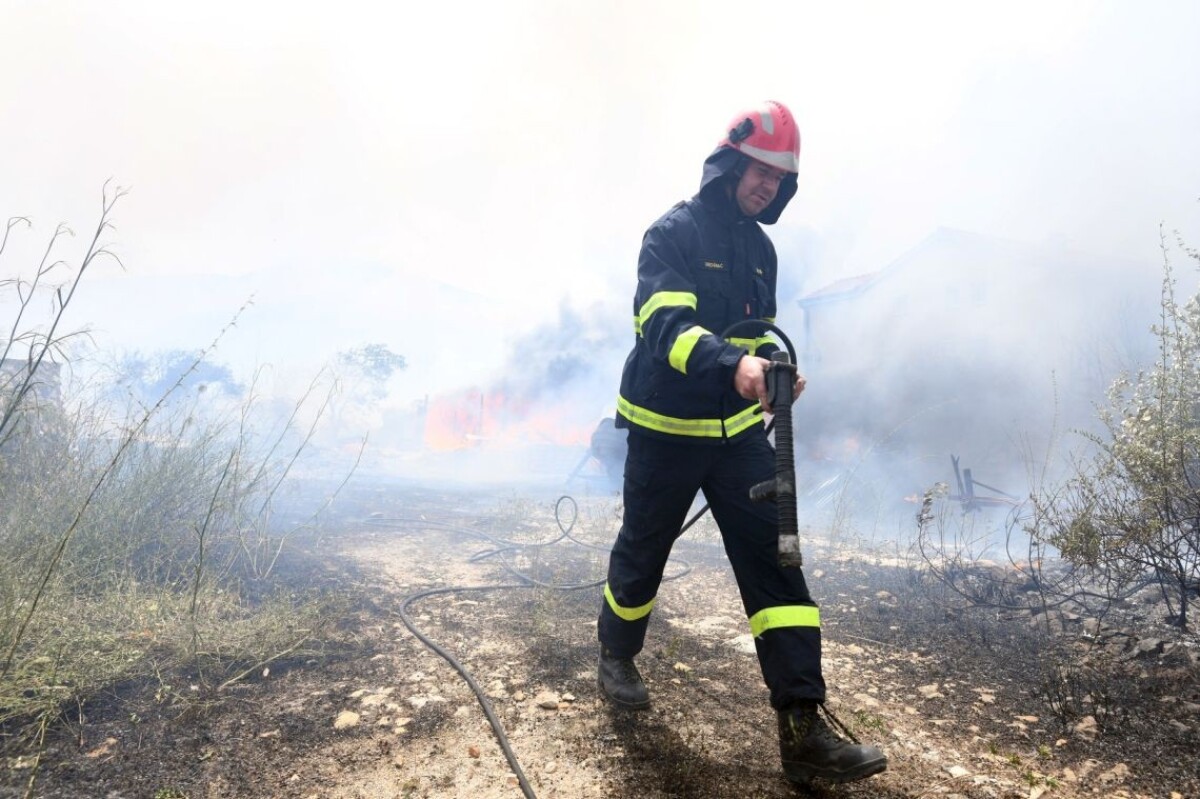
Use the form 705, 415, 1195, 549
735, 160, 787, 217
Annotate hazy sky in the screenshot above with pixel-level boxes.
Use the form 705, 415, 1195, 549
3, 0, 1199, 408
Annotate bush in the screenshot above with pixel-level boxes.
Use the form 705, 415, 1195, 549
1030, 229, 1200, 629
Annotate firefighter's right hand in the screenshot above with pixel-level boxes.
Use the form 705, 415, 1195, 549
734, 355, 772, 412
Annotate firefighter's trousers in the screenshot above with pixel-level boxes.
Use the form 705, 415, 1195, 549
598, 428, 826, 709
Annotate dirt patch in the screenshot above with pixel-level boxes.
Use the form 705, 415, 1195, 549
3, 480, 1198, 798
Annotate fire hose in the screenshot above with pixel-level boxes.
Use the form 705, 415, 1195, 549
677, 320, 803, 565
374, 497, 691, 799
382, 321, 801, 797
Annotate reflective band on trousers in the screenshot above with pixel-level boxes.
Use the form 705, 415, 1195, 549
749, 605, 821, 638
668, 325, 711, 374
617, 396, 763, 438
633, 291, 697, 335
604, 582, 655, 621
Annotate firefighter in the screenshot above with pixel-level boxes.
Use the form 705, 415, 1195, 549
597, 101, 887, 786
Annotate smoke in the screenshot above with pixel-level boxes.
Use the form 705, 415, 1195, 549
790, 227, 1172, 537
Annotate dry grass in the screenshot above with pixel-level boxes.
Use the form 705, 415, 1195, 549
0, 192, 353, 784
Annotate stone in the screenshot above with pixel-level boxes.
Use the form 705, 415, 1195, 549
853, 692, 881, 709
1126, 638, 1165, 659
726, 634, 756, 654
1072, 715, 1097, 738
1098, 762, 1130, 783
535, 691, 560, 710
918, 683, 942, 699
333, 710, 360, 730
945, 765, 970, 778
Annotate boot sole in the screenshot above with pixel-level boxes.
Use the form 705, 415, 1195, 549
783, 756, 887, 786
597, 676, 650, 710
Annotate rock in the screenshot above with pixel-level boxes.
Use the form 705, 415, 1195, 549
1072, 715, 1097, 738
392, 754, 405, 768
726, 634, 757, 654
917, 683, 942, 699
513, 691, 526, 702
535, 691, 560, 710
361, 692, 390, 707
468, 745, 481, 758
1014, 715, 1039, 723
333, 710, 361, 730
544, 761, 558, 773
1123, 638, 1164, 660
977, 693, 996, 705
673, 662, 692, 673
562, 693, 576, 702
85, 738, 118, 759
1098, 762, 1130, 783
853, 692, 881, 709
944, 765, 970, 778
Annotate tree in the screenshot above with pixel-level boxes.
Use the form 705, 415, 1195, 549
106, 348, 243, 409
325, 343, 406, 438
335, 343, 406, 403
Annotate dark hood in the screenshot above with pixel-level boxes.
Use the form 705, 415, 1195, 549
696, 146, 797, 225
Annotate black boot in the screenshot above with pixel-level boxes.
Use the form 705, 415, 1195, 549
778, 701, 887, 785
597, 646, 650, 709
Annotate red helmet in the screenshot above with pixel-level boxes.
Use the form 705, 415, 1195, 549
719, 100, 800, 173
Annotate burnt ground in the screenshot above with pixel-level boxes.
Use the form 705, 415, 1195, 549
2, 478, 1199, 799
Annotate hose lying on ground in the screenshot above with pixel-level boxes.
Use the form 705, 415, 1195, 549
371, 495, 693, 799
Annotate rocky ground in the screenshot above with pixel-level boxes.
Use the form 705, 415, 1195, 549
2, 479, 1198, 798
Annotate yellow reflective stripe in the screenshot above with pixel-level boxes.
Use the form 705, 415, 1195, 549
724, 404, 764, 436
604, 582, 655, 621
634, 291, 698, 335
763, 317, 776, 324
749, 605, 821, 637
616, 396, 763, 438
726, 335, 776, 356
728, 336, 756, 353
668, 326, 710, 374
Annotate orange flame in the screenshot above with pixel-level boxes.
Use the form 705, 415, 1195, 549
423, 388, 594, 451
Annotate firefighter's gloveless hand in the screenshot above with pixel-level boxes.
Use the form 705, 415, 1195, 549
734, 355, 806, 412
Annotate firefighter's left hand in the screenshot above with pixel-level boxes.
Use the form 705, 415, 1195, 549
794, 372, 807, 400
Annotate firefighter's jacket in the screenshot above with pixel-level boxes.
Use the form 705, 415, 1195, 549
616, 146, 798, 443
